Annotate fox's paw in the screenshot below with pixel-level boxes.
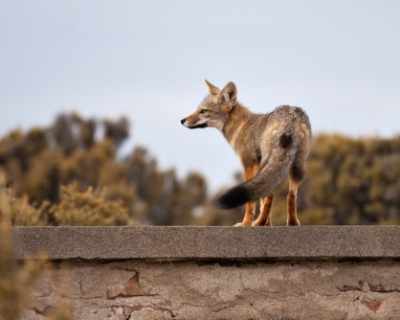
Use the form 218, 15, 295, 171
252, 220, 265, 227
252, 217, 272, 227
287, 219, 301, 226
233, 222, 251, 227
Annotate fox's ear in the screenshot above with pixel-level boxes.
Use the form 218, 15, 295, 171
221, 82, 237, 110
204, 79, 220, 95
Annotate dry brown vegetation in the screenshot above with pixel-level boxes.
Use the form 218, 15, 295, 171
0, 175, 72, 320
0, 113, 399, 226
1, 112, 399, 319
0, 220, 44, 320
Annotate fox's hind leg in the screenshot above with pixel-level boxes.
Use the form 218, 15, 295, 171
287, 179, 300, 226
287, 161, 305, 226
252, 195, 273, 226
234, 164, 259, 227
286, 127, 310, 226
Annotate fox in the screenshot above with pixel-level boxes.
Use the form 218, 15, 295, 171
181, 80, 312, 227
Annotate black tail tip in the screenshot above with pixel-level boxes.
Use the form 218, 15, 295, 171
215, 185, 251, 209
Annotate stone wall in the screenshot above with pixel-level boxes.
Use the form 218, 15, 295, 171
14, 226, 400, 320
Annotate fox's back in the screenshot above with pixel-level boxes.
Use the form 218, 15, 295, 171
267, 105, 311, 135
256, 105, 311, 163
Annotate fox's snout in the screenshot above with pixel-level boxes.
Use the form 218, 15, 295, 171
181, 117, 191, 127
180, 115, 208, 129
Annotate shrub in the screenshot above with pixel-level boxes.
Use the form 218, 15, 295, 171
52, 184, 133, 226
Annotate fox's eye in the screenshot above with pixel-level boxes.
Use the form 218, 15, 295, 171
199, 109, 208, 114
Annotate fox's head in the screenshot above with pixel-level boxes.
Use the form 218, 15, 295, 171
181, 80, 237, 130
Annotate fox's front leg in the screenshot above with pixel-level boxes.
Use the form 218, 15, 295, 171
234, 164, 259, 227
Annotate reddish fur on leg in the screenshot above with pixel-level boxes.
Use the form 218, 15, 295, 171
240, 164, 259, 226
287, 180, 300, 226
253, 195, 273, 226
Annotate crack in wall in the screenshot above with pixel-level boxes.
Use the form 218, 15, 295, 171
337, 280, 400, 294
24, 261, 400, 320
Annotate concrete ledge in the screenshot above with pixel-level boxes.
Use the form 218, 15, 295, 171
12, 226, 400, 261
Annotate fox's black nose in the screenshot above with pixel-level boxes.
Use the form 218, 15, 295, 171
180, 118, 186, 125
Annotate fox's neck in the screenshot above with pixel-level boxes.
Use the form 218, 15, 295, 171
222, 103, 252, 146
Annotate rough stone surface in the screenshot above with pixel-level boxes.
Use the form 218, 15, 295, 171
13, 227, 400, 319
12, 226, 400, 260
22, 260, 400, 320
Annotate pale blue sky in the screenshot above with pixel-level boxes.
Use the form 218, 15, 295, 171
1, 1, 400, 188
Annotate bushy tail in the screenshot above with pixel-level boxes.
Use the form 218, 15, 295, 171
216, 136, 296, 209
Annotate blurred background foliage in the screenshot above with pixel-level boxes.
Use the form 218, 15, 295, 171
0, 175, 72, 320
0, 112, 400, 226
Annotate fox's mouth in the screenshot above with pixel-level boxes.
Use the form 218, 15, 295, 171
181, 118, 208, 129
187, 123, 208, 129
